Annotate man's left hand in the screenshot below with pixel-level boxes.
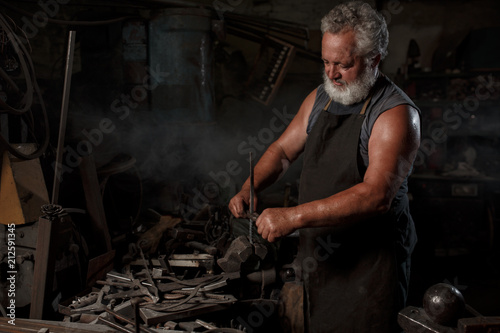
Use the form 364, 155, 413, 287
256, 207, 299, 242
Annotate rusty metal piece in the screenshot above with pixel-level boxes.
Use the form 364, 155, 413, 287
179, 321, 202, 331
195, 319, 218, 330
138, 248, 160, 303
137, 215, 181, 254
104, 306, 156, 333
151, 267, 167, 279
96, 272, 157, 303
168, 227, 206, 241
106, 271, 132, 282
131, 297, 142, 333
144, 276, 229, 314
70, 287, 110, 313
186, 241, 218, 255
68, 292, 99, 309
164, 293, 186, 300
142, 278, 237, 322
217, 236, 253, 273
65, 313, 81, 322
98, 316, 135, 333
73, 313, 98, 324
139, 303, 229, 326
157, 272, 239, 293
102, 283, 151, 301
171, 290, 233, 301
180, 278, 229, 293
164, 321, 178, 329
168, 253, 215, 273
106, 271, 158, 303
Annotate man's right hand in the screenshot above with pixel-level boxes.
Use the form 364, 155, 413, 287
228, 188, 257, 218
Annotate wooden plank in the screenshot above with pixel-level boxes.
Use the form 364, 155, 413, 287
0, 145, 50, 225
29, 216, 53, 319
0, 317, 116, 332
0, 150, 24, 224
30, 211, 75, 319
79, 154, 112, 253
86, 250, 116, 287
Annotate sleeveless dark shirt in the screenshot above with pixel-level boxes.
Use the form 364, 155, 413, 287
307, 74, 419, 202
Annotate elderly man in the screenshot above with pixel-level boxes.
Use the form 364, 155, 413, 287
229, 1, 421, 332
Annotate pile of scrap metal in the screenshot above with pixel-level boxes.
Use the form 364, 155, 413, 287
56, 210, 292, 332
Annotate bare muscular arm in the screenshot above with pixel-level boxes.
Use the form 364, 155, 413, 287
256, 105, 421, 242
228, 89, 318, 218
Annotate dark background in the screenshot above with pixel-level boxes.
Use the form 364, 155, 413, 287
1, 0, 500, 317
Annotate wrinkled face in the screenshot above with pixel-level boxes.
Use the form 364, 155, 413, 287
322, 30, 378, 105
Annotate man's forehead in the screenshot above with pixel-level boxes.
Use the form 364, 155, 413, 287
322, 30, 357, 48
321, 31, 358, 59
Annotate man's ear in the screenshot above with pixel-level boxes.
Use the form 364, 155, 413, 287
371, 54, 381, 68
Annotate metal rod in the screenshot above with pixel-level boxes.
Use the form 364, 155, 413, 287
104, 308, 136, 328
249, 151, 254, 215
195, 319, 218, 330
98, 316, 135, 333
51, 30, 76, 204
249, 152, 254, 244
139, 247, 160, 303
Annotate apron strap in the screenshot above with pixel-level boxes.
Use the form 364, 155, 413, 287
359, 94, 373, 115
322, 99, 333, 112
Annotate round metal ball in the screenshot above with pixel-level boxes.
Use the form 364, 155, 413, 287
423, 283, 465, 326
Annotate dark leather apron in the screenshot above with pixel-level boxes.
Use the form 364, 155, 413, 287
298, 96, 404, 333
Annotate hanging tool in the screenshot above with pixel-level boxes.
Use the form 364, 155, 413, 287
249, 152, 254, 244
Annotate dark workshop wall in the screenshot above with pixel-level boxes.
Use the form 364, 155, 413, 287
1, 0, 500, 317
2, 0, 500, 212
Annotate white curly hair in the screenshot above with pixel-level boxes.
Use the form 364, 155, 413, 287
321, 1, 389, 61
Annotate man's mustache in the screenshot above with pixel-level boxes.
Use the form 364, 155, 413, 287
327, 77, 348, 87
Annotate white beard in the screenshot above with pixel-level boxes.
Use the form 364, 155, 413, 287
323, 65, 378, 106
